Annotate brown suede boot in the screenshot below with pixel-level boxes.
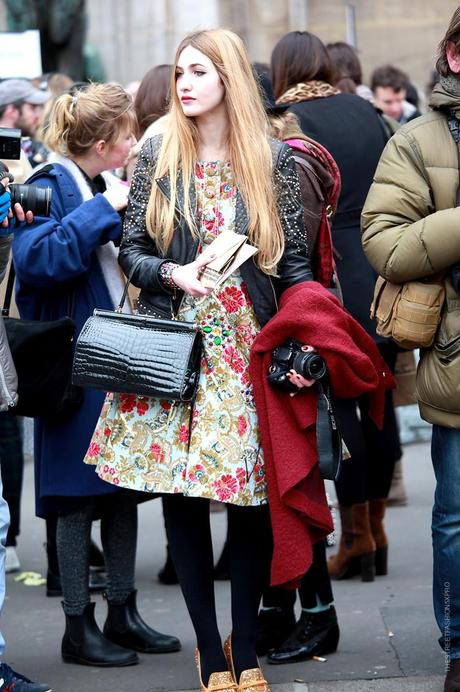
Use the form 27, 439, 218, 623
369, 498, 388, 576
387, 459, 408, 506
327, 503, 376, 582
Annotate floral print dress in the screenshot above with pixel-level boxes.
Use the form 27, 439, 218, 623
84, 160, 267, 507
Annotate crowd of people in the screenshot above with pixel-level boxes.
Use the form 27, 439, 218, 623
0, 6, 458, 692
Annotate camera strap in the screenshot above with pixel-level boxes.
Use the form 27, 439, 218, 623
2, 262, 75, 319
315, 378, 342, 481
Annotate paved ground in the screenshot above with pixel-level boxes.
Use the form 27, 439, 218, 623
1, 437, 447, 692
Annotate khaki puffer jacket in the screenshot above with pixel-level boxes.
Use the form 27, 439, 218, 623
362, 83, 460, 428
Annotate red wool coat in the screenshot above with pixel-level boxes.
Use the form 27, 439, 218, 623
249, 281, 394, 589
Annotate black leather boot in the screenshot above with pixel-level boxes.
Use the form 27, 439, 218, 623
89, 539, 106, 573
45, 541, 108, 597
256, 607, 296, 656
267, 606, 339, 664
103, 590, 181, 653
61, 602, 138, 667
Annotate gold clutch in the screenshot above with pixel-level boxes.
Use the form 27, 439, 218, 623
199, 231, 258, 289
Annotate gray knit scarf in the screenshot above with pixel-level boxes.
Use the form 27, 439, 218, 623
440, 72, 460, 99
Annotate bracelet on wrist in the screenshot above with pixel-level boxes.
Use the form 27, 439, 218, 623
159, 261, 179, 290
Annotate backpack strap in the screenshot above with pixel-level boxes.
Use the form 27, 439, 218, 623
285, 137, 341, 214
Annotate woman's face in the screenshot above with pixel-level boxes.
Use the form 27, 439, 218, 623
175, 45, 225, 119
100, 128, 136, 171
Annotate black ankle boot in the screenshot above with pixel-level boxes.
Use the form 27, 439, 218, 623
157, 546, 178, 585
61, 602, 138, 667
267, 606, 339, 664
103, 590, 181, 653
45, 542, 108, 597
256, 608, 296, 656
89, 539, 106, 573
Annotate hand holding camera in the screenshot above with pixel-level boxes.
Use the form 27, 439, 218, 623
0, 178, 34, 231
0, 178, 11, 227
0, 129, 52, 220
268, 338, 327, 395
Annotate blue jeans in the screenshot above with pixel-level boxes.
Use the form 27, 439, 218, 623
432, 425, 460, 660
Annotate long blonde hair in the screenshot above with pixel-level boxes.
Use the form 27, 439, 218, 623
146, 28, 285, 274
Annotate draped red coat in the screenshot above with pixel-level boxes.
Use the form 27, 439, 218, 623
249, 281, 394, 588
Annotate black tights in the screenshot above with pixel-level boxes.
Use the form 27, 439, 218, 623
162, 494, 272, 685
334, 342, 402, 506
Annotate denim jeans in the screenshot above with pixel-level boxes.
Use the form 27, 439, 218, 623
0, 469, 11, 656
432, 425, 460, 661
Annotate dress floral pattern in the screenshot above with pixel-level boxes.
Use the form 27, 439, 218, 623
85, 161, 267, 506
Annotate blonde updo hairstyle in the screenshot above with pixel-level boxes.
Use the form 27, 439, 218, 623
44, 82, 137, 157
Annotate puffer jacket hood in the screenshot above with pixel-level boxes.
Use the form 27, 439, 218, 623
429, 79, 460, 115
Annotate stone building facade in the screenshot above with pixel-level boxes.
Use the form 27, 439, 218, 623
0, 0, 459, 95
84, 0, 460, 95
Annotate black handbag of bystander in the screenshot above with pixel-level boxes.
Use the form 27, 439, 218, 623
3, 264, 83, 419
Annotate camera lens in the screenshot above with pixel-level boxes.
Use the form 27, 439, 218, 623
301, 353, 327, 380
10, 183, 52, 217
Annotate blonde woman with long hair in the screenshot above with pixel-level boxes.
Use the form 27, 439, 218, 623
86, 29, 313, 691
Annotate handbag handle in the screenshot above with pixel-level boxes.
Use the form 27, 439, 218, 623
116, 259, 143, 313
116, 257, 175, 316
2, 262, 75, 319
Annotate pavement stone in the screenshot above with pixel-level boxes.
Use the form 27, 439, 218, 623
0, 437, 447, 692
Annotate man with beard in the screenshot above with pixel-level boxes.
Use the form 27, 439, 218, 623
0, 79, 49, 181
362, 7, 460, 691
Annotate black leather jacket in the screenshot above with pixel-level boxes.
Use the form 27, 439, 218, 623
119, 135, 313, 327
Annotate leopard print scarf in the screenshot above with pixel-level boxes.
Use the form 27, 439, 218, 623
276, 81, 340, 106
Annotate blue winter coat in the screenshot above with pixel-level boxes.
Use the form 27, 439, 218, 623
12, 163, 123, 517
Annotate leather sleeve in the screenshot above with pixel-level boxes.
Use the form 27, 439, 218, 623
274, 143, 314, 294
119, 138, 170, 293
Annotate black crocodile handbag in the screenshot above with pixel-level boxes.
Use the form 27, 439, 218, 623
72, 269, 202, 402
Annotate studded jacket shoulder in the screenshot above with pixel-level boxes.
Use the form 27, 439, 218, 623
119, 135, 312, 326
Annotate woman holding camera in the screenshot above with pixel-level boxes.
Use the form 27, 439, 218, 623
12, 83, 180, 667
83, 28, 335, 692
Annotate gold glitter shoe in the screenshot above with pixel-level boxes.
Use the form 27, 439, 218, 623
223, 635, 270, 692
195, 649, 238, 692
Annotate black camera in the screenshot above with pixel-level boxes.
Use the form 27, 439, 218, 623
267, 338, 327, 393
8, 183, 51, 217
0, 128, 21, 160
0, 128, 52, 217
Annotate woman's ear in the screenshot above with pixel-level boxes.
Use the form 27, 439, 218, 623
94, 140, 107, 157
446, 41, 460, 74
